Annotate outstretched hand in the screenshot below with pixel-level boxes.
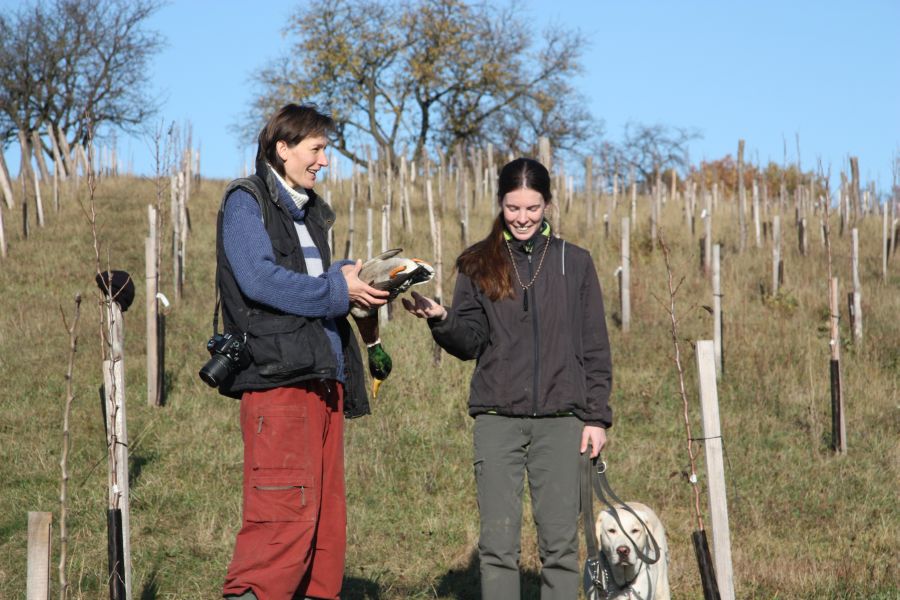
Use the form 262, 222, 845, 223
401, 290, 447, 321
342, 260, 389, 310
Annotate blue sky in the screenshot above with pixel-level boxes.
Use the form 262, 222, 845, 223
3, 1, 899, 191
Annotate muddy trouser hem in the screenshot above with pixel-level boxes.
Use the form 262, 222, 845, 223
473, 414, 582, 600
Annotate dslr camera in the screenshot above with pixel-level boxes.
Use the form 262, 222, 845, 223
199, 332, 250, 388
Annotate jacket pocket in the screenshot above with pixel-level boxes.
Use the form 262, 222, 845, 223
251, 404, 308, 470
246, 314, 318, 381
245, 474, 316, 522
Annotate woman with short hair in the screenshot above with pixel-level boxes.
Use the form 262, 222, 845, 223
216, 103, 388, 600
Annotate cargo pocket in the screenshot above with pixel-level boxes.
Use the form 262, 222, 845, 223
246, 314, 316, 381
251, 404, 308, 471
245, 474, 317, 522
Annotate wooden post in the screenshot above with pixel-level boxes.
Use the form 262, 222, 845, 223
883, 201, 889, 283
33, 167, 45, 228
56, 126, 73, 179
752, 179, 761, 248
103, 299, 132, 598
737, 140, 746, 252
630, 167, 637, 232
851, 228, 862, 343
584, 156, 593, 228
17, 130, 36, 190
31, 130, 52, 182
379, 205, 389, 326
426, 179, 443, 365
620, 217, 630, 332
0, 148, 16, 208
713, 245, 723, 379
53, 160, 59, 213
46, 124, 67, 179
703, 193, 712, 276
650, 182, 658, 250
696, 341, 736, 600
799, 217, 808, 256
772, 215, 781, 295
27, 511, 52, 600
346, 166, 356, 259
146, 206, 161, 406
365, 207, 373, 260
829, 277, 846, 454
0, 199, 7, 258
171, 173, 182, 301
538, 136, 551, 171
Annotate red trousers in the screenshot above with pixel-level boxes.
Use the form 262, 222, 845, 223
223, 381, 346, 600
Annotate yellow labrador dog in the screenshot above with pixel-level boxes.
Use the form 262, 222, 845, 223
585, 502, 670, 600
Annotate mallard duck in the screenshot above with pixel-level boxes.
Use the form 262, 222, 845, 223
350, 249, 435, 319
351, 249, 435, 398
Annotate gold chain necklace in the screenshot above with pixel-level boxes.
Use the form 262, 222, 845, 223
505, 234, 551, 311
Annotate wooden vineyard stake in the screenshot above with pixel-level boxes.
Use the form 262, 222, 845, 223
426, 179, 443, 365
31, 130, 51, 182
366, 206, 373, 261
103, 297, 132, 599
47, 124, 67, 179
584, 155, 593, 228
0, 199, 6, 258
346, 169, 356, 259
829, 277, 846, 454
696, 340, 735, 600
752, 179, 761, 248
850, 228, 862, 343
713, 244, 724, 379
703, 192, 712, 276
33, 167, 45, 228
27, 512, 52, 600
883, 201, 889, 283
620, 217, 631, 332
0, 149, 15, 208
146, 206, 162, 406
737, 139, 746, 252
772, 215, 782, 295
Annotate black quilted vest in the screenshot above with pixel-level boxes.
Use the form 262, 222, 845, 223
213, 161, 370, 418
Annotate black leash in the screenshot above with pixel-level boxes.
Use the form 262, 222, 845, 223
581, 451, 662, 578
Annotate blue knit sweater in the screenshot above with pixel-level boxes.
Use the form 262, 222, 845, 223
222, 177, 352, 381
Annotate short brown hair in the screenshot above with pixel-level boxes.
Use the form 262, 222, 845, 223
256, 104, 335, 176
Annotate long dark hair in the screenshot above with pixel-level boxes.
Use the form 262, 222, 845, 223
256, 104, 335, 177
457, 158, 552, 301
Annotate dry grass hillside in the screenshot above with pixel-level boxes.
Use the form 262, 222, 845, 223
0, 170, 897, 599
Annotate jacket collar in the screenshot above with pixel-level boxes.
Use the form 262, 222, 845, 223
503, 220, 551, 253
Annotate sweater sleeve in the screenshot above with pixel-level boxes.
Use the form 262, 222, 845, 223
222, 189, 350, 319
579, 255, 613, 428
428, 272, 490, 361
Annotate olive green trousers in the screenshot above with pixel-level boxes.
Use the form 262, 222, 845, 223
473, 414, 583, 600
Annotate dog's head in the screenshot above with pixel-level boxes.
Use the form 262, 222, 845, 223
597, 506, 648, 569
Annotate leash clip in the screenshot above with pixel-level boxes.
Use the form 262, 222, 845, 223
585, 556, 606, 589
595, 460, 607, 475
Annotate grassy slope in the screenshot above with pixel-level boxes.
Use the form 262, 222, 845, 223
0, 175, 897, 599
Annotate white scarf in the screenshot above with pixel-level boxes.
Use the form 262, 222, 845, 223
268, 163, 309, 212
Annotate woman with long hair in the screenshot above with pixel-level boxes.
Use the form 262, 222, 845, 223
403, 157, 613, 599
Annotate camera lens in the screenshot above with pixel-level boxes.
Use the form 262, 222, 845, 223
199, 354, 232, 388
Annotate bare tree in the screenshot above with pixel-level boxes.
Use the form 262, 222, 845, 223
0, 0, 163, 164
245, 0, 595, 166
615, 122, 700, 187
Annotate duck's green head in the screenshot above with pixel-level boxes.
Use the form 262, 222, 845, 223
366, 342, 393, 398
